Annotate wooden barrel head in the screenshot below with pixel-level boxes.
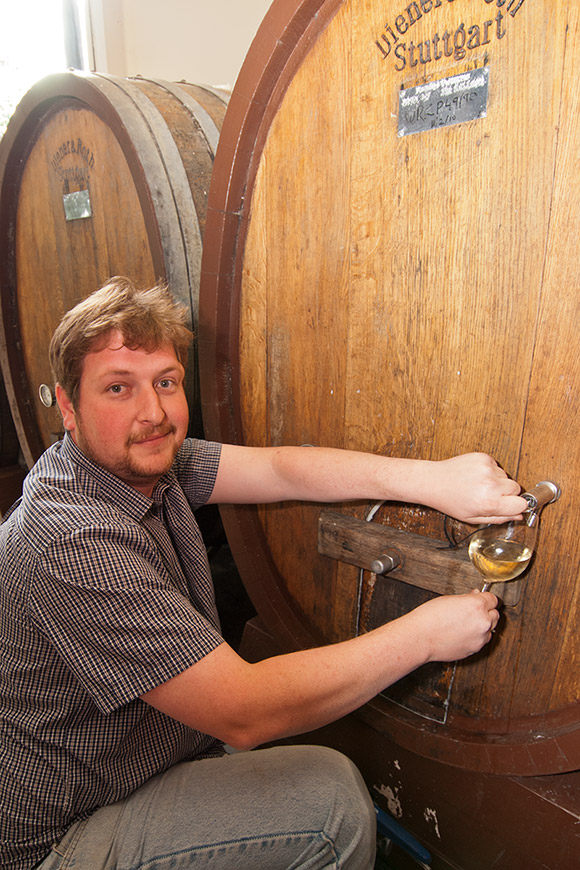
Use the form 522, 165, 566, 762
0, 72, 227, 466
199, 0, 580, 775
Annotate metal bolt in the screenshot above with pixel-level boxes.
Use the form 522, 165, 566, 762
370, 553, 399, 575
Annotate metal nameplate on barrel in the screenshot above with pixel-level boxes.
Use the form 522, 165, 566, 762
63, 189, 92, 221
398, 67, 489, 137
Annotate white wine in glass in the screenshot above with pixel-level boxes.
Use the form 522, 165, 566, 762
468, 533, 534, 589
468, 481, 560, 592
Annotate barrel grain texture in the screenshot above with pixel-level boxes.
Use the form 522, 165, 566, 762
0, 71, 227, 467
199, 0, 580, 776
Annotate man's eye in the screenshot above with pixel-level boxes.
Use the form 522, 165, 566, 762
158, 379, 175, 389
108, 384, 124, 394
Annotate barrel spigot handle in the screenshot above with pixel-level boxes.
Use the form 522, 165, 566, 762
521, 481, 561, 511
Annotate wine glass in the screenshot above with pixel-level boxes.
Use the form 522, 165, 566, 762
468, 481, 560, 592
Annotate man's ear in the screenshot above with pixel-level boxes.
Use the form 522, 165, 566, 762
55, 384, 77, 434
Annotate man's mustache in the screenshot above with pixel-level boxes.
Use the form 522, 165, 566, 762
127, 424, 177, 445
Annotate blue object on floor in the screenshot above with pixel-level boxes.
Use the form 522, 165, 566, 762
374, 803, 432, 869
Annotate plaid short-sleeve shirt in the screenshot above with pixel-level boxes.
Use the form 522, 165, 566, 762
0, 433, 225, 870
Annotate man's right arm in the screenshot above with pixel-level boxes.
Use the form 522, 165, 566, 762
141, 590, 498, 750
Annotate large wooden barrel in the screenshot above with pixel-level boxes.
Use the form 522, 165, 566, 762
0, 71, 227, 468
199, 0, 580, 776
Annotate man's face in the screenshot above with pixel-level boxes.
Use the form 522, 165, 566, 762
57, 331, 189, 496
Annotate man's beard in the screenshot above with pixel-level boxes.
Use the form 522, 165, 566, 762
75, 421, 180, 488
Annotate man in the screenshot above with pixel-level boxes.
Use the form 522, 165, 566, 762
0, 278, 525, 870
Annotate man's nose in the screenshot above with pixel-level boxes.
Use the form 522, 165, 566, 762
137, 386, 166, 423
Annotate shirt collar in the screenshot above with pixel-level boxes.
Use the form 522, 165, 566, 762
59, 431, 176, 520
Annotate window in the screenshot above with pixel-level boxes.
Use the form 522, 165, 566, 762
0, 0, 88, 136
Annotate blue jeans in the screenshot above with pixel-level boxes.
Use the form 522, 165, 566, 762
37, 745, 376, 869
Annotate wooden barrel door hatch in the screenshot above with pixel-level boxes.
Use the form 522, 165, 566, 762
0, 71, 228, 468
199, 0, 580, 777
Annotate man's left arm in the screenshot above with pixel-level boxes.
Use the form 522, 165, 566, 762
208, 444, 526, 525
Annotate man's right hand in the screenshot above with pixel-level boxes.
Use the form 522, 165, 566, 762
402, 589, 500, 662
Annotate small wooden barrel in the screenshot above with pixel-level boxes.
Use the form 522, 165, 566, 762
199, 0, 580, 776
0, 71, 227, 467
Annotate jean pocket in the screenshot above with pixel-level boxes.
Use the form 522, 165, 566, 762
36, 818, 90, 869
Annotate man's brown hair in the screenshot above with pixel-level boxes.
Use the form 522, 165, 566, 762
49, 277, 193, 407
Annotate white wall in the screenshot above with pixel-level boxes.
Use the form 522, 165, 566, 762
90, 0, 273, 89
